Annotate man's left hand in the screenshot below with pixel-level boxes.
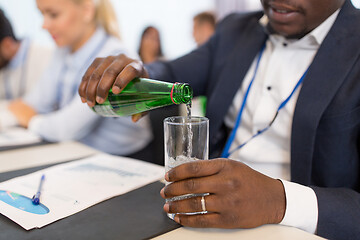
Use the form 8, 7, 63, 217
160, 159, 286, 228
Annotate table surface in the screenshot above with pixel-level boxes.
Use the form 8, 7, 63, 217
0, 141, 326, 240
153, 225, 325, 240
0, 141, 99, 173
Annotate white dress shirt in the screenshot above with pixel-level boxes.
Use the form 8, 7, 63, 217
224, 10, 340, 233
22, 28, 152, 155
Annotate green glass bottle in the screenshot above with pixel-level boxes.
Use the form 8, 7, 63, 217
92, 78, 193, 117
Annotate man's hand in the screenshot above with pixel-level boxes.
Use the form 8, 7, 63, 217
160, 159, 286, 229
8, 100, 36, 128
78, 54, 149, 108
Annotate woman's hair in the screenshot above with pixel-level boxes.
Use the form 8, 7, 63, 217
73, 0, 120, 38
0, 9, 17, 42
138, 26, 163, 59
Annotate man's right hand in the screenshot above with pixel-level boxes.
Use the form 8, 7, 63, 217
78, 54, 149, 107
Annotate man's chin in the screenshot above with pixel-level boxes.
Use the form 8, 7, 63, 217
268, 24, 308, 39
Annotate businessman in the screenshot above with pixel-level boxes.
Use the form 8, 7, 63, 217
79, 0, 360, 239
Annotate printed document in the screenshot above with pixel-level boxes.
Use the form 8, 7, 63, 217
0, 154, 164, 230
0, 127, 41, 147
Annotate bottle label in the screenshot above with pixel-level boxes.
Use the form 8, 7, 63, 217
93, 105, 117, 117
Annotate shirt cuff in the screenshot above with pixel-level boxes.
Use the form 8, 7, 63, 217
279, 179, 318, 234
144, 62, 167, 80
28, 114, 45, 135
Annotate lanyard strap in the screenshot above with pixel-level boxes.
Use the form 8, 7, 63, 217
221, 44, 309, 158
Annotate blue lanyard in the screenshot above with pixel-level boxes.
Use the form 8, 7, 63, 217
56, 34, 109, 104
4, 40, 30, 99
221, 44, 309, 158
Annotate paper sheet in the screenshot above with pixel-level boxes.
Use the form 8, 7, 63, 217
0, 153, 164, 230
0, 127, 41, 147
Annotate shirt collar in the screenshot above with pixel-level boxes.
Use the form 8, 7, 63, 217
8, 38, 30, 69
308, 9, 340, 45
259, 9, 340, 48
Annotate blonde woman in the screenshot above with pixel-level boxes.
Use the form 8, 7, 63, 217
3, 0, 153, 159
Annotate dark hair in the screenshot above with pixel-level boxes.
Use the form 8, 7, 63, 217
0, 9, 17, 42
193, 12, 216, 28
137, 26, 163, 59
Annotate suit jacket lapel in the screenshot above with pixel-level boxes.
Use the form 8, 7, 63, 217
208, 17, 267, 144
291, 0, 360, 184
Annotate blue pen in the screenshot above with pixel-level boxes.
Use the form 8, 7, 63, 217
32, 174, 45, 205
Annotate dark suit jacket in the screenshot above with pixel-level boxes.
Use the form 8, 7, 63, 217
146, 1, 360, 239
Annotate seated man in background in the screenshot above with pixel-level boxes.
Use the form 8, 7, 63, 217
79, 0, 359, 239
0, 9, 52, 100
189, 12, 216, 117
192, 11, 216, 47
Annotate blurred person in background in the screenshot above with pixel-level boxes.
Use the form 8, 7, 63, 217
190, 12, 217, 117
138, 25, 175, 166
0, 0, 153, 161
192, 11, 216, 46
138, 26, 164, 64
0, 9, 53, 100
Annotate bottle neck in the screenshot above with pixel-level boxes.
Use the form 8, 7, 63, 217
171, 83, 193, 104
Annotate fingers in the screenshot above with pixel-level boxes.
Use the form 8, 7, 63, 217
161, 176, 223, 198
164, 194, 218, 214
8, 100, 37, 128
166, 159, 227, 182
86, 56, 117, 107
78, 54, 148, 107
161, 160, 287, 229
173, 213, 223, 228
96, 56, 130, 103
131, 111, 148, 122
112, 61, 146, 94
79, 57, 104, 103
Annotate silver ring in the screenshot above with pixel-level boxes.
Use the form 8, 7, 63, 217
201, 196, 206, 212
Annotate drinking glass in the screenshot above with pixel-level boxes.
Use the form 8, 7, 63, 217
164, 116, 209, 219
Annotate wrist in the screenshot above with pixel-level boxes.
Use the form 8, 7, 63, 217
142, 65, 150, 78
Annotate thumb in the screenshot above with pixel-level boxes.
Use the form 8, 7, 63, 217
131, 111, 148, 122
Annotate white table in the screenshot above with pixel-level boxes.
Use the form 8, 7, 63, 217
153, 225, 325, 240
0, 142, 326, 240
0, 141, 98, 173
